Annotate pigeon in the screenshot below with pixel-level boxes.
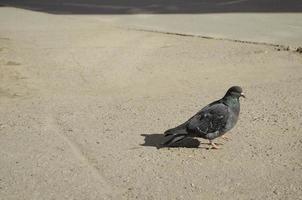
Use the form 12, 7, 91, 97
162, 86, 245, 149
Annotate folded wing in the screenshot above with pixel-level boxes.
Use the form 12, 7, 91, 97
187, 102, 229, 138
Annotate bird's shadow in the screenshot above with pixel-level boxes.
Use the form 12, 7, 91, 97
140, 133, 202, 149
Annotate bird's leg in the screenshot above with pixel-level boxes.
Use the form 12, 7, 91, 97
209, 140, 220, 149
222, 135, 230, 141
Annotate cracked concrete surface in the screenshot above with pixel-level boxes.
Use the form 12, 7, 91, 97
97, 13, 302, 48
0, 6, 302, 200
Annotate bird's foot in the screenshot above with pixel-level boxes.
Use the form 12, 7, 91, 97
209, 141, 221, 149
222, 135, 231, 141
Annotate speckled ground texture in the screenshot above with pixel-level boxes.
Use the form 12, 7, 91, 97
0, 7, 302, 200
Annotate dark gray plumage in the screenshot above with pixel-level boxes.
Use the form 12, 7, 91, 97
162, 86, 245, 149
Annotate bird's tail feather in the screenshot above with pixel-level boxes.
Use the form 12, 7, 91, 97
162, 129, 188, 146
164, 122, 187, 135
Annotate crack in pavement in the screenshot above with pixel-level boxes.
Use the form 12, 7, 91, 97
123, 26, 295, 51
44, 113, 115, 198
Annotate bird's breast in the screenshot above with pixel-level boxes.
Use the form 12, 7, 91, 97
225, 109, 239, 132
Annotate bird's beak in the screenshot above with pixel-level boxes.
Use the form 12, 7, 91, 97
240, 92, 246, 98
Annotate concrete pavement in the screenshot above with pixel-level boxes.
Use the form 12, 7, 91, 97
1, 5, 302, 200
1, 0, 302, 47
97, 13, 302, 48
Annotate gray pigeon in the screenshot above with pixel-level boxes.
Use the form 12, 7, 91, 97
162, 86, 245, 149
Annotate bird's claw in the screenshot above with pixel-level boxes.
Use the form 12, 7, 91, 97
209, 141, 221, 149
222, 135, 231, 141
211, 145, 220, 150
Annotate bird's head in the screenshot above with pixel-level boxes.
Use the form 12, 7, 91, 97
224, 86, 245, 99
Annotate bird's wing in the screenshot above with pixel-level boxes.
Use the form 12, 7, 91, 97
186, 102, 229, 136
